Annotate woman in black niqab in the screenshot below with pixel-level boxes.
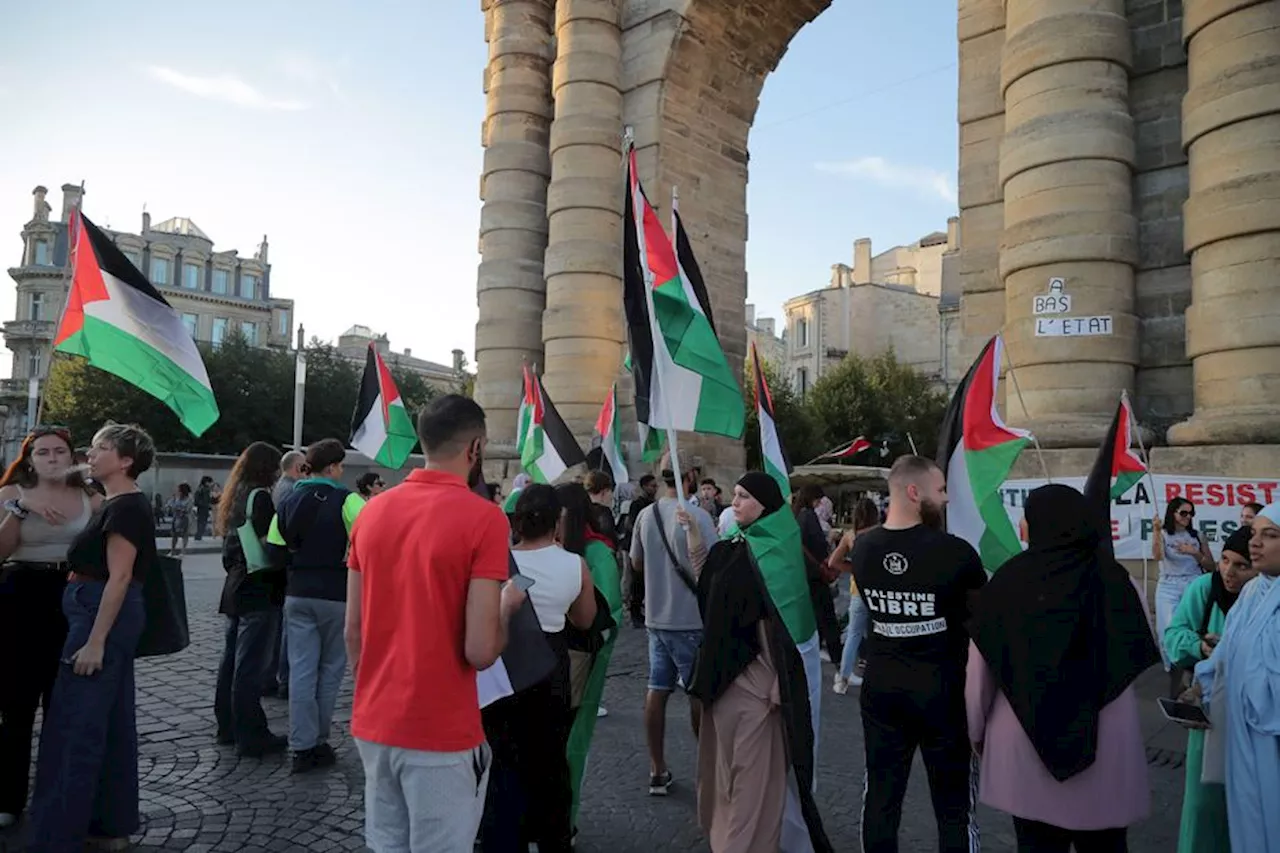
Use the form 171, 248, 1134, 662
968, 483, 1160, 782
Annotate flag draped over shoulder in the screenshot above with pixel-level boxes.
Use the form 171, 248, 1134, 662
54, 210, 219, 436
622, 148, 744, 438
350, 342, 417, 469
593, 382, 628, 486
521, 372, 585, 484
937, 336, 1031, 572
751, 342, 791, 499
739, 510, 816, 646
1084, 394, 1148, 560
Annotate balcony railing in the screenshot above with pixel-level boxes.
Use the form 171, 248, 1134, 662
2, 320, 56, 341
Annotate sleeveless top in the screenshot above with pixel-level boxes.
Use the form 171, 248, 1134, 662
512, 544, 583, 634
1161, 529, 1203, 579
10, 487, 93, 562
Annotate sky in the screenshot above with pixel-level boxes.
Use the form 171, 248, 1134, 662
0, 1, 956, 375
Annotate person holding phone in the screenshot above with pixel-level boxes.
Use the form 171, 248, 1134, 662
1163, 526, 1256, 853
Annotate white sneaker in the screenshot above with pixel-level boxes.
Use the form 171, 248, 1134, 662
832, 674, 848, 695
848, 673, 864, 688
819, 649, 832, 663
596, 706, 608, 718
0, 812, 16, 829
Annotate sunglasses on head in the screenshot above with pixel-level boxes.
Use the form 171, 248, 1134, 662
29, 424, 72, 442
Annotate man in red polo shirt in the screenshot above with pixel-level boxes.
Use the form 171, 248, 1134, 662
345, 394, 526, 852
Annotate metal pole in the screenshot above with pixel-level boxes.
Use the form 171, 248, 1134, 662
27, 377, 39, 431
998, 335, 1052, 482
292, 325, 306, 450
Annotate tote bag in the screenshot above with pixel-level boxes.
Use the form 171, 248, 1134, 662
237, 488, 274, 573
136, 554, 190, 658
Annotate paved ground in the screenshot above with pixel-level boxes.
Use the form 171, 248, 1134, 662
1, 552, 1188, 852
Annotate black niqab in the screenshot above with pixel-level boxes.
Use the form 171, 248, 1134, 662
967, 484, 1160, 782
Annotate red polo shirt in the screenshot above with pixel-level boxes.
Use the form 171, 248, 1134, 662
347, 468, 510, 752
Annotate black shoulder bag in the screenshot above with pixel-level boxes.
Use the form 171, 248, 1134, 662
650, 505, 700, 596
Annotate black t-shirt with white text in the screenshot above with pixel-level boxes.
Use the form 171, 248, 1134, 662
851, 524, 986, 687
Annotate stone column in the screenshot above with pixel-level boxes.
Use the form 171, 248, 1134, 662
540, 0, 625, 436
473, 0, 555, 441
998, 0, 1140, 447
1168, 0, 1280, 445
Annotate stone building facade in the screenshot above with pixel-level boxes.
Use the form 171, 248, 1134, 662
745, 303, 786, 371
4, 183, 295, 443
335, 324, 468, 393
473, 0, 1280, 483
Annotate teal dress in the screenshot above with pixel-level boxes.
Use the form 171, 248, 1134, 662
1163, 572, 1230, 853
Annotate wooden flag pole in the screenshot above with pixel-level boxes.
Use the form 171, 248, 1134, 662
997, 335, 1052, 482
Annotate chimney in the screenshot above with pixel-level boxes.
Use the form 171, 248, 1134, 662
745, 303, 756, 326
256, 234, 269, 264
853, 238, 872, 285
946, 216, 959, 251
142, 209, 151, 232
404, 348, 412, 358
60, 183, 83, 222
452, 348, 465, 372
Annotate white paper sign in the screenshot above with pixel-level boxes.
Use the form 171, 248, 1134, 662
1035, 316, 1113, 337
1033, 294, 1072, 314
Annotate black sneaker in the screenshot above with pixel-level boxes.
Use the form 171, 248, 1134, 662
290, 748, 319, 775
237, 734, 288, 758
648, 770, 673, 796
215, 731, 235, 747
313, 742, 337, 767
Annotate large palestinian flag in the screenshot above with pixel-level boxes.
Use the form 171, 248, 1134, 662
937, 336, 1032, 572
592, 382, 628, 486
350, 342, 417, 468
751, 341, 791, 498
54, 211, 218, 436
672, 203, 717, 337
1084, 393, 1148, 559
623, 148, 744, 438
521, 372, 585, 484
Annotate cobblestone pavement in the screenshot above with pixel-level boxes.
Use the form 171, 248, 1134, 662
2, 553, 1186, 852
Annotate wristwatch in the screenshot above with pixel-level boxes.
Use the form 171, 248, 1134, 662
3, 498, 29, 520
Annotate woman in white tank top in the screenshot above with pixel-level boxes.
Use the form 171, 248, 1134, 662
480, 484, 596, 853
0, 426, 100, 828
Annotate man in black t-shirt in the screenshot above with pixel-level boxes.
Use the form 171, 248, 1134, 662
850, 455, 986, 853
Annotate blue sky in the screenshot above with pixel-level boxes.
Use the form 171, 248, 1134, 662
0, 1, 955, 371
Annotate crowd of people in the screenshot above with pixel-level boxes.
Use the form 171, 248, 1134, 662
0, 397, 1278, 853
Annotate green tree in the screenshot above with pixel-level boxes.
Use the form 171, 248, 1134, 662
744, 358, 822, 471
300, 340, 361, 447
806, 351, 948, 461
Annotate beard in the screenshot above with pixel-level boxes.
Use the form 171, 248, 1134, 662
920, 498, 945, 530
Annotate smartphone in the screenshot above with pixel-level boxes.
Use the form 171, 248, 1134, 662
1157, 697, 1210, 727
510, 574, 536, 592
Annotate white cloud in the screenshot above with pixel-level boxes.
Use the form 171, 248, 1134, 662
815, 156, 956, 205
145, 65, 307, 111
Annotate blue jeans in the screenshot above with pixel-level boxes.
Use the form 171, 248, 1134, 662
1156, 573, 1197, 671
214, 609, 280, 748
646, 628, 702, 692
28, 581, 145, 852
285, 596, 347, 751
839, 594, 870, 680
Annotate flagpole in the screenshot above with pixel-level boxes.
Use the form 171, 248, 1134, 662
292, 325, 307, 450
997, 335, 1052, 482
37, 186, 84, 428
1125, 389, 1162, 589
906, 433, 919, 455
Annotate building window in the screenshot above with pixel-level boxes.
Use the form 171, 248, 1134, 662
123, 250, 142, 270
796, 317, 809, 348
212, 269, 229, 294
211, 317, 228, 347
796, 367, 808, 399
33, 240, 51, 266
183, 263, 202, 290
182, 313, 198, 339
150, 257, 170, 285
240, 321, 258, 346
240, 273, 257, 300
277, 310, 289, 336
29, 292, 43, 322
28, 350, 42, 378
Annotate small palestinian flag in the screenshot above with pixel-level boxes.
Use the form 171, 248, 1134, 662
820, 436, 871, 461
516, 363, 536, 456
751, 342, 791, 498
937, 336, 1032, 572
54, 211, 218, 435
593, 382, 629, 486
350, 343, 417, 468
521, 372, 585, 484
623, 147, 744, 438
1084, 393, 1148, 560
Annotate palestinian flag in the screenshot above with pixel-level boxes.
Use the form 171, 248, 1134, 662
350, 342, 417, 468
622, 353, 666, 463
751, 341, 791, 498
937, 336, 1032, 572
819, 436, 871, 461
521, 371, 585, 484
623, 148, 744, 438
516, 363, 535, 456
672, 203, 716, 336
1084, 393, 1148, 560
592, 382, 628, 486
54, 210, 218, 436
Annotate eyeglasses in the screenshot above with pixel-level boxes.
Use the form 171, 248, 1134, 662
1176, 509, 1194, 517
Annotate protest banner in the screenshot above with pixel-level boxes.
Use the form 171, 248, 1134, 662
999, 474, 1279, 560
